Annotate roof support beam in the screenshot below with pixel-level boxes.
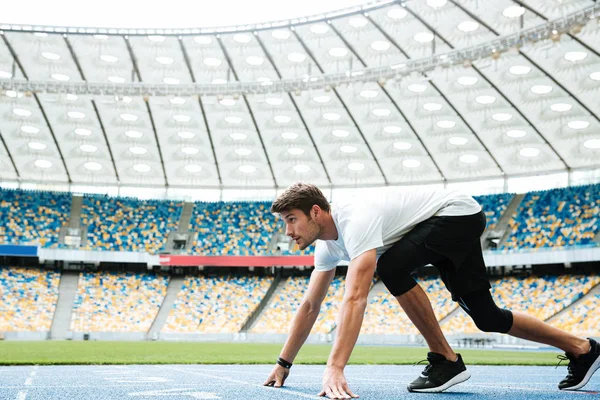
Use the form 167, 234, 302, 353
253, 33, 333, 186
1, 34, 72, 183
216, 37, 278, 188
403, 3, 571, 171
123, 37, 169, 186
178, 38, 223, 186
0, 127, 20, 178
63, 35, 120, 182
293, 28, 389, 185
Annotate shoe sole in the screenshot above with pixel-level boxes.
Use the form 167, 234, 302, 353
560, 352, 600, 391
407, 370, 471, 393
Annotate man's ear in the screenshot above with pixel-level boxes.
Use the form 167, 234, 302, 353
311, 204, 320, 219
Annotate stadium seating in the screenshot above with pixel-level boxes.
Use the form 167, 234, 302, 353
502, 184, 600, 250
162, 275, 273, 333
441, 274, 600, 334
251, 275, 346, 334
190, 201, 279, 255
361, 278, 454, 335
81, 195, 183, 253
0, 188, 71, 248
473, 193, 514, 231
550, 290, 600, 336
70, 271, 168, 332
0, 267, 60, 332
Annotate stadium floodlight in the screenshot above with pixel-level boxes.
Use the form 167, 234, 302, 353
423, 102, 442, 111
281, 132, 298, 140
185, 164, 202, 173
550, 103, 572, 112
22, 126, 40, 134
34, 159, 53, 169
509, 65, 531, 75
293, 164, 310, 173
347, 162, 365, 171
475, 95, 495, 105
323, 112, 341, 121
384, 126, 402, 134
437, 120, 455, 129
129, 146, 147, 155
414, 32, 434, 43
387, 8, 407, 20
520, 148, 540, 158
448, 137, 468, 146
393, 141, 411, 150
75, 128, 93, 136
584, 139, 600, 149
332, 129, 350, 137
265, 97, 284, 106
492, 113, 512, 122
287, 148, 305, 155
370, 41, 390, 51
133, 163, 151, 172
28, 141, 47, 150
372, 108, 391, 117
402, 159, 421, 168
125, 130, 143, 138
13, 108, 32, 117
79, 144, 98, 153
459, 154, 479, 164
530, 85, 553, 95
84, 162, 103, 171
506, 129, 526, 138
274, 115, 291, 124
568, 121, 589, 130
238, 165, 256, 174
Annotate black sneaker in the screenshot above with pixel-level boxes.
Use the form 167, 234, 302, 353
407, 352, 471, 393
558, 338, 600, 390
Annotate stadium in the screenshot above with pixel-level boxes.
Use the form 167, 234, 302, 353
0, 0, 599, 398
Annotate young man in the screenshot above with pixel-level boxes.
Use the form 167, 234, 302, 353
263, 183, 600, 398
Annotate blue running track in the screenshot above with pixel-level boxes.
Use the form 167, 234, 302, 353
0, 364, 598, 399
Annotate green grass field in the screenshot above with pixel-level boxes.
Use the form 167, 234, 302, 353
0, 341, 561, 366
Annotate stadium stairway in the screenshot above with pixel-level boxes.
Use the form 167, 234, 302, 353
49, 271, 80, 340
489, 193, 526, 250
241, 274, 283, 332
245, 274, 289, 332
545, 279, 600, 324
177, 203, 194, 234
148, 276, 184, 338
438, 305, 461, 326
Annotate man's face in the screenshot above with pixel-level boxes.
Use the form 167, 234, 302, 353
281, 208, 321, 250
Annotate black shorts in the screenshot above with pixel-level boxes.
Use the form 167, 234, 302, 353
377, 209, 491, 301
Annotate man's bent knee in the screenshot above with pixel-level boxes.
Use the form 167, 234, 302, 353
376, 258, 417, 297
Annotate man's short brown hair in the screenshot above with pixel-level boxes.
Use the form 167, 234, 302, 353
271, 182, 330, 216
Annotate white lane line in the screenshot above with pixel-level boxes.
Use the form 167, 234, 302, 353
24, 378, 32, 386
16, 391, 27, 400
167, 367, 322, 399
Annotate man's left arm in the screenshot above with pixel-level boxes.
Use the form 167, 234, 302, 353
319, 249, 376, 399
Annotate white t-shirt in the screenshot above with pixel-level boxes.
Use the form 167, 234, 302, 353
314, 188, 482, 271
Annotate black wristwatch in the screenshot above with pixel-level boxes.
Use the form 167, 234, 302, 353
277, 356, 293, 369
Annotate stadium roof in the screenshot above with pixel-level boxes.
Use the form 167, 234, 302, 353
0, 0, 599, 190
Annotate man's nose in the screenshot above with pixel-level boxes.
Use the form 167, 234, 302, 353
285, 225, 293, 237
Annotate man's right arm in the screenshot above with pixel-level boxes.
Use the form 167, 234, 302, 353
264, 267, 335, 387
280, 268, 336, 362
